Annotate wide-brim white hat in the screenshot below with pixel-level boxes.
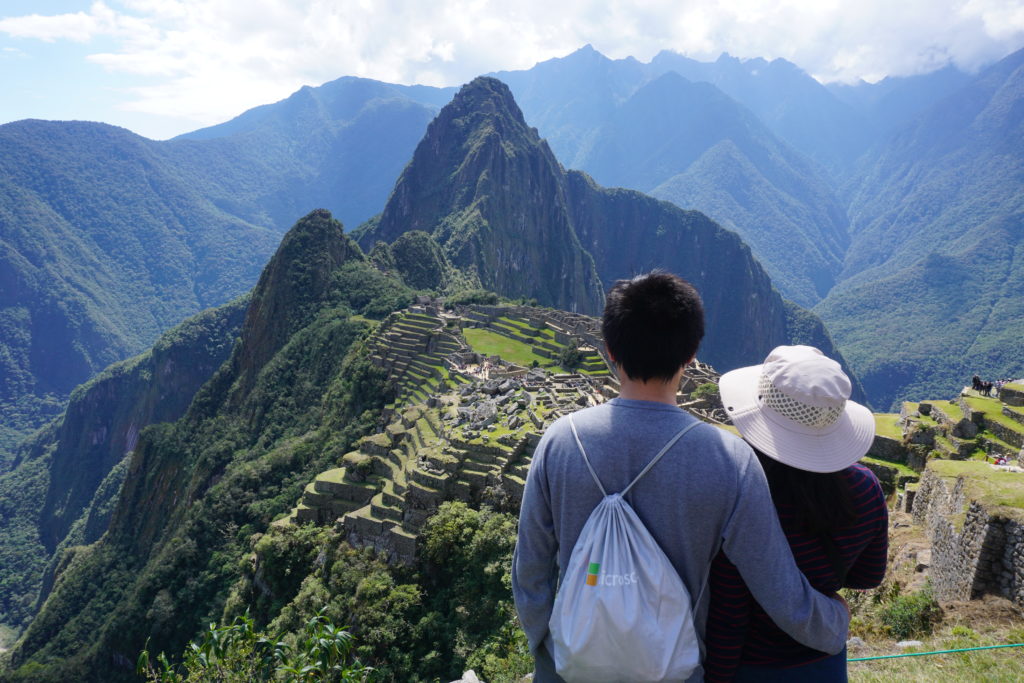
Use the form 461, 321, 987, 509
718, 345, 875, 473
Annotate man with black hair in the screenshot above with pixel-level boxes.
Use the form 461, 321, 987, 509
512, 271, 850, 681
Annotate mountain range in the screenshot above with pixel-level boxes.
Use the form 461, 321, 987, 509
0, 43, 1020, 462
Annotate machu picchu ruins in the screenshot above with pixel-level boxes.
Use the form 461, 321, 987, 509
279, 300, 1024, 616
862, 381, 1024, 609
279, 301, 725, 562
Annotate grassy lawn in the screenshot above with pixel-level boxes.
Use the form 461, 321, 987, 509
849, 634, 1024, 682
933, 401, 965, 422
862, 455, 918, 479
962, 397, 1024, 434
874, 413, 903, 440
463, 327, 551, 368
928, 460, 1024, 519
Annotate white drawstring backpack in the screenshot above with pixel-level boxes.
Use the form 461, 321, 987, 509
546, 416, 705, 682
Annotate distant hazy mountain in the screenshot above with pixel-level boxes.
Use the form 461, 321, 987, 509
493, 48, 852, 305
816, 47, 1024, 408
0, 121, 277, 461
174, 76, 454, 230
645, 50, 869, 173
0, 79, 448, 458
588, 72, 849, 304
827, 66, 973, 150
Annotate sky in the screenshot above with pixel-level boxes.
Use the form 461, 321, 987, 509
1, 1, 1023, 140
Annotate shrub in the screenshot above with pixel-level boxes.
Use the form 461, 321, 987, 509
138, 610, 374, 682
690, 382, 719, 399
879, 584, 942, 639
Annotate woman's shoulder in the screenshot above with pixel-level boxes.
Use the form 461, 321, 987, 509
843, 462, 888, 507
844, 462, 882, 485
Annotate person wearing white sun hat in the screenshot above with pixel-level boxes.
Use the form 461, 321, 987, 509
704, 345, 889, 683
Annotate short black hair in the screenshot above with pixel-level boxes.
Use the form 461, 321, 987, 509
601, 271, 704, 382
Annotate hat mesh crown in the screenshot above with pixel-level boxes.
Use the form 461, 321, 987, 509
758, 374, 844, 429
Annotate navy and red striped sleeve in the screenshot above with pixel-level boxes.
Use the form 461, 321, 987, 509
704, 551, 750, 683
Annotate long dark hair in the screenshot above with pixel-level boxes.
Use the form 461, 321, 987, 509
754, 449, 856, 537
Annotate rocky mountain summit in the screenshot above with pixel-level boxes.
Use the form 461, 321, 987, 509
357, 76, 856, 378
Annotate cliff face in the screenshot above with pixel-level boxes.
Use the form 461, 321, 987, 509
360, 77, 605, 314
0, 299, 246, 632
563, 170, 789, 372
38, 299, 249, 552
233, 209, 364, 397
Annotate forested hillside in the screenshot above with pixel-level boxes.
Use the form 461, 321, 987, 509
818, 48, 1024, 408
0, 298, 246, 635
0, 122, 276, 463
0, 80, 445, 459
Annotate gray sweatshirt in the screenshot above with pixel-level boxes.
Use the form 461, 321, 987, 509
512, 398, 849, 681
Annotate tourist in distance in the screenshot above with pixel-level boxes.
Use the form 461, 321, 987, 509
512, 272, 850, 682
705, 345, 888, 682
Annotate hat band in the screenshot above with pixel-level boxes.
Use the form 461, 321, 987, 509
757, 374, 844, 430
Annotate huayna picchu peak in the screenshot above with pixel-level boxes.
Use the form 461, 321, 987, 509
359, 77, 606, 315
359, 76, 856, 378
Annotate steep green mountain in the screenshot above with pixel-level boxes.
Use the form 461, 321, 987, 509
815, 48, 1024, 409
0, 298, 246, 633
356, 77, 606, 315
0, 121, 277, 463
358, 76, 855, 377
2, 210, 405, 681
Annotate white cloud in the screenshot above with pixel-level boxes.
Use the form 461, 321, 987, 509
1, 0, 1023, 133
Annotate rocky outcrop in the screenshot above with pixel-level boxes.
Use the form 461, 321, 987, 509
234, 209, 363, 398
361, 77, 604, 314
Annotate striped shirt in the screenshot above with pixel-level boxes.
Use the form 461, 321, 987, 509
705, 463, 888, 682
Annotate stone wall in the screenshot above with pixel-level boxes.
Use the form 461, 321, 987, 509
999, 384, 1024, 407
911, 470, 1024, 607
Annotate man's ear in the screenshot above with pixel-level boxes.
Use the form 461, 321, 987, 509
604, 344, 616, 365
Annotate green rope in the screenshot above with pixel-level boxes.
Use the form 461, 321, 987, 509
849, 642, 1024, 662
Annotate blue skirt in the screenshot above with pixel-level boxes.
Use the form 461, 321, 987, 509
733, 647, 848, 683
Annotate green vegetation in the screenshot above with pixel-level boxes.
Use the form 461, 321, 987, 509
463, 327, 549, 368
862, 456, 918, 480
878, 584, 942, 639
0, 298, 247, 635
557, 342, 583, 371
927, 461, 1024, 518
690, 382, 719, 400
221, 504, 530, 681
138, 611, 374, 682
962, 396, 1024, 433
873, 413, 903, 440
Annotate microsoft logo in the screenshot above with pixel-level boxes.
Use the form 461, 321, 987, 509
586, 562, 600, 586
